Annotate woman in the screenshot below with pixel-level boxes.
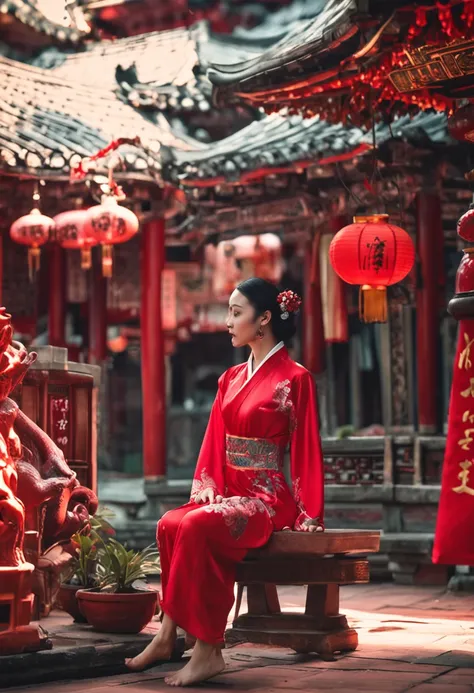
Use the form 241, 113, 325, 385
126, 277, 325, 686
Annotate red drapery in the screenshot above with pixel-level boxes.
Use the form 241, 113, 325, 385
433, 319, 474, 565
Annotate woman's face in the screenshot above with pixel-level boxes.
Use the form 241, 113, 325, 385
227, 290, 262, 348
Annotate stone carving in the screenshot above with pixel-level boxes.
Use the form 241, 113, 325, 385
0, 398, 27, 568
0, 307, 97, 652
15, 408, 98, 549
0, 309, 49, 654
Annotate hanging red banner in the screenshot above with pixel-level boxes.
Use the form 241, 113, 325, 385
433, 320, 474, 565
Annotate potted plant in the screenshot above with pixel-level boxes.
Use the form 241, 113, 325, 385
58, 507, 115, 622
77, 538, 161, 634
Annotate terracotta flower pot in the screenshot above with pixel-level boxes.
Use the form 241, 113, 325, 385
58, 583, 88, 623
76, 588, 159, 634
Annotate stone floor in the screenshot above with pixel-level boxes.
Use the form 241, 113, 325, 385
7, 582, 474, 692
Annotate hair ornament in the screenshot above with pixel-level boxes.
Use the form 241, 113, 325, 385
277, 290, 302, 321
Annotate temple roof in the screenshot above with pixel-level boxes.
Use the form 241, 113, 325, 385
207, 0, 468, 118
31, 22, 263, 119
162, 110, 450, 187
0, 57, 201, 180
209, 0, 361, 99
33, 25, 204, 108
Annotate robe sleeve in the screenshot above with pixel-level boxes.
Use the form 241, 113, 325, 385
289, 370, 325, 531
190, 372, 226, 501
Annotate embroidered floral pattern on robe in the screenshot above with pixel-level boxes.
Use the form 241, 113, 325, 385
225, 434, 282, 470
292, 475, 318, 530
204, 496, 269, 540
252, 470, 285, 505
190, 468, 217, 501
273, 379, 296, 432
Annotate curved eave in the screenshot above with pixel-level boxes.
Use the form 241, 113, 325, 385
162, 111, 451, 188
209, 0, 362, 103
0, 166, 159, 183
173, 144, 372, 189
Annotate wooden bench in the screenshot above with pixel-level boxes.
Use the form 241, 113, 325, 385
226, 529, 381, 657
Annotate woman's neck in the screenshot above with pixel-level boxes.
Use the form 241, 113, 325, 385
250, 336, 279, 370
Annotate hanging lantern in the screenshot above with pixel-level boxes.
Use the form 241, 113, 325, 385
54, 209, 97, 270
329, 214, 415, 323
457, 202, 474, 241
10, 208, 54, 280
85, 196, 139, 277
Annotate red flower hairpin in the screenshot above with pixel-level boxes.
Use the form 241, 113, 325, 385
277, 290, 302, 320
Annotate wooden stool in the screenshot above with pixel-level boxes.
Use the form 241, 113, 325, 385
226, 529, 381, 657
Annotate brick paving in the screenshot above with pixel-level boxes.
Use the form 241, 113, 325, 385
6, 583, 474, 692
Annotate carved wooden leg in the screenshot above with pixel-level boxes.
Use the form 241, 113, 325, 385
247, 584, 281, 615
291, 584, 358, 657
227, 582, 358, 656
226, 584, 280, 646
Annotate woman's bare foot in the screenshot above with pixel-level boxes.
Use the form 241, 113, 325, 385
165, 640, 225, 687
125, 614, 177, 672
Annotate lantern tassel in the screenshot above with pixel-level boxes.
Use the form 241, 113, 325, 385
81, 247, 92, 270
359, 285, 387, 323
102, 244, 113, 277
28, 247, 41, 282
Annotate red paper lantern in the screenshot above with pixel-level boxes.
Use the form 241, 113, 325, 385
454, 203, 474, 295
329, 214, 415, 323
85, 196, 139, 277
457, 204, 474, 242
10, 208, 54, 280
54, 209, 97, 270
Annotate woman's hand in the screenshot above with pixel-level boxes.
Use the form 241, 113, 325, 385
195, 488, 223, 505
308, 523, 324, 533
302, 516, 324, 533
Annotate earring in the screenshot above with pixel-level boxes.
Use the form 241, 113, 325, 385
257, 327, 264, 339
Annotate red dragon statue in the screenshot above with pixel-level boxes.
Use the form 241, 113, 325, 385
0, 308, 98, 653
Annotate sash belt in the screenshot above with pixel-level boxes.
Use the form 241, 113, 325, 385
225, 434, 283, 471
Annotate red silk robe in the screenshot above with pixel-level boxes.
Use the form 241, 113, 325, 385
158, 346, 324, 644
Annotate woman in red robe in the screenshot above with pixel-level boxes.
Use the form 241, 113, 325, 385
126, 278, 325, 686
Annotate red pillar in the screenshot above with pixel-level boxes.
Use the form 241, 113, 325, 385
416, 191, 445, 433
48, 245, 66, 346
303, 234, 325, 375
88, 247, 108, 364
141, 218, 166, 481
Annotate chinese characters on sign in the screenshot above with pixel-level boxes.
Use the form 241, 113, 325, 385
50, 397, 70, 455
434, 323, 474, 565
453, 460, 474, 497
454, 333, 474, 496
461, 378, 474, 398
458, 333, 474, 370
